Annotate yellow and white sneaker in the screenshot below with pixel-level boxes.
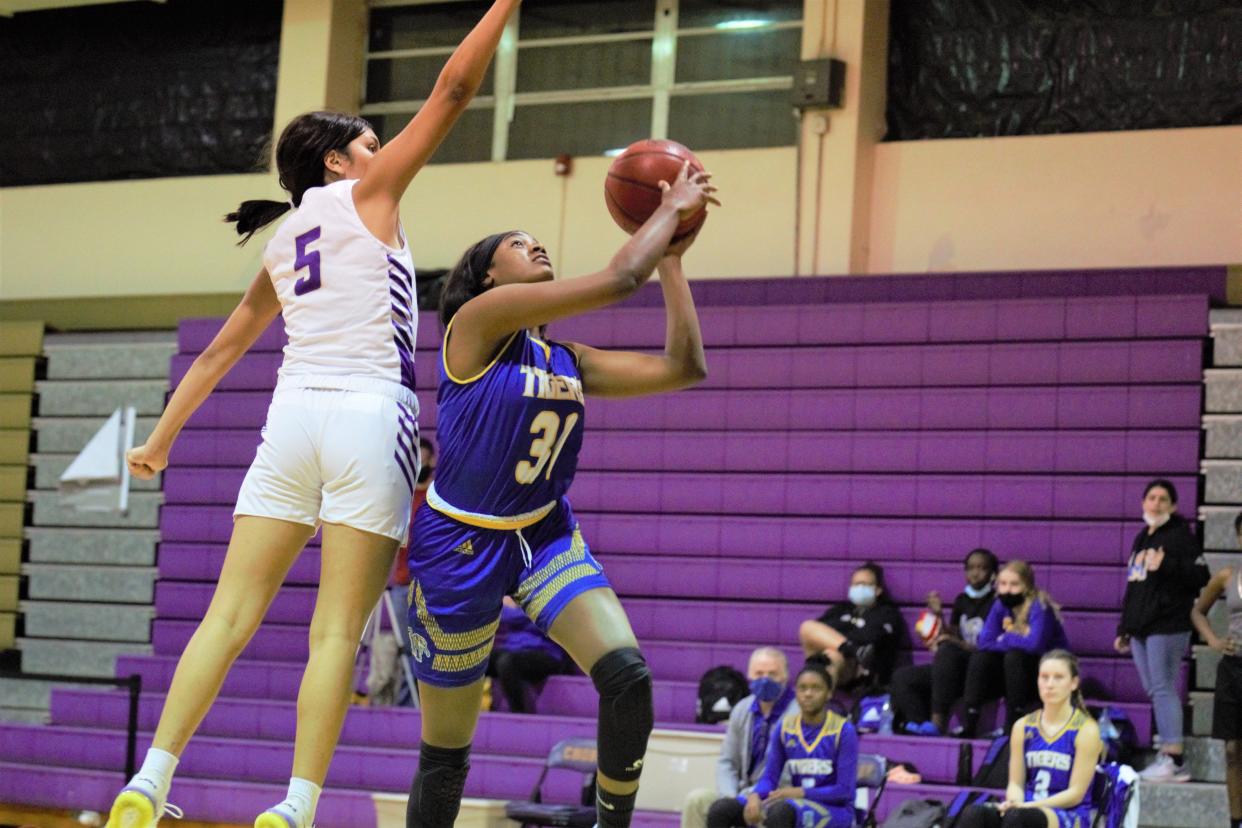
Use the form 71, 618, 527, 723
103, 786, 183, 828
254, 802, 313, 828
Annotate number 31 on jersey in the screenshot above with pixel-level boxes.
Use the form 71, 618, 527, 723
516, 411, 579, 484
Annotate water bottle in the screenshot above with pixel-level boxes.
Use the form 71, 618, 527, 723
878, 698, 894, 735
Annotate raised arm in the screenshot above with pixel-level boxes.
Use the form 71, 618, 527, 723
568, 241, 707, 398
446, 163, 716, 377
353, 0, 520, 227
127, 269, 281, 479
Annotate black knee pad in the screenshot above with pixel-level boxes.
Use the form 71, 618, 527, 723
406, 742, 470, 828
590, 647, 653, 782
763, 801, 797, 828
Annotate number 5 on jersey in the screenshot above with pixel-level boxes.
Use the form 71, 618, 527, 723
516, 411, 579, 484
294, 226, 323, 295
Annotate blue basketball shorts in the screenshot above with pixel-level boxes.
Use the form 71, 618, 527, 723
404, 497, 611, 687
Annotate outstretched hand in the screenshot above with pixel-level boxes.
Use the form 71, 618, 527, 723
659, 161, 720, 219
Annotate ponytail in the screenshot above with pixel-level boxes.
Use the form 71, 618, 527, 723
224, 199, 292, 246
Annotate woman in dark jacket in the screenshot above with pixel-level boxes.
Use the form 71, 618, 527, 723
798, 562, 905, 690
1115, 478, 1210, 783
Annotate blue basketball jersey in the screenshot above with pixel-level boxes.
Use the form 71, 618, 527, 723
428, 320, 585, 528
1023, 708, 1093, 810
758, 711, 854, 795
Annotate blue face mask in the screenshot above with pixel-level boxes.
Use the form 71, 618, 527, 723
963, 582, 993, 599
849, 584, 877, 608
750, 676, 785, 703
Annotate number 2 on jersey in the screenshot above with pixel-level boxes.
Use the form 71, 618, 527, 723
1032, 769, 1051, 800
293, 226, 323, 295
516, 411, 579, 484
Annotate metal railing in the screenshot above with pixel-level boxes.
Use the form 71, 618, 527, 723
0, 671, 142, 780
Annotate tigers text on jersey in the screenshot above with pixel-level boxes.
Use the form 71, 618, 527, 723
1022, 708, 1093, 816
262, 179, 419, 399
428, 322, 584, 528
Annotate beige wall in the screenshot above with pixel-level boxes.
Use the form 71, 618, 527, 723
866, 125, 1242, 275
2, 0, 1238, 303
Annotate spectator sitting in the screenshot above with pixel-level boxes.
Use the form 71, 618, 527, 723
707, 661, 858, 828
485, 596, 567, 714
889, 547, 999, 736
681, 647, 796, 828
960, 560, 1069, 738
798, 562, 904, 690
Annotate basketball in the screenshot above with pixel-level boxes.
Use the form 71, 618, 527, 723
605, 138, 707, 239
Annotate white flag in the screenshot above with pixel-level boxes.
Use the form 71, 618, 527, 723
58, 406, 136, 513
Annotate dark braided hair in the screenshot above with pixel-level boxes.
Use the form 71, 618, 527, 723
225, 111, 374, 245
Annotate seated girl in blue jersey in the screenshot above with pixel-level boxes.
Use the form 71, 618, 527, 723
403, 161, 717, 828
957, 649, 1104, 828
706, 661, 858, 828
103, 5, 522, 828
960, 561, 1070, 738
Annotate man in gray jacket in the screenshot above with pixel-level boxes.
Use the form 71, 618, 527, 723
681, 647, 796, 828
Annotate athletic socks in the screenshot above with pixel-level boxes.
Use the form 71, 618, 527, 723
265, 777, 321, 828
595, 786, 637, 828
128, 748, 178, 800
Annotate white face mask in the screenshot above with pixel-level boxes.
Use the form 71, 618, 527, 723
1143, 511, 1171, 529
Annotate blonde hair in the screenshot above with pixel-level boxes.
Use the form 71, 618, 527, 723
1001, 560, 1063, 632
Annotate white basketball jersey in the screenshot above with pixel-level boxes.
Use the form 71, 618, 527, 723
262, 179, 418, 398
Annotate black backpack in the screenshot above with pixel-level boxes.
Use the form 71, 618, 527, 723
695, 665, 748, 724
880, 799, 946, 828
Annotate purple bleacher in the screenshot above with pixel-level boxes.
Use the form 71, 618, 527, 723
163, 467, 1197, 520
170, 338, 1204, 391
3, 284, 1211, 822
158, 506, 1144, 565
153, 583, 1120, 655
175, 293, 1209, 355
175, 383, 1206, 433
613, 267, 1227, 307
170, 427, 1200, 474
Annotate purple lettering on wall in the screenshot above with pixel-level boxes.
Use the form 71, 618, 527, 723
293, 226, 323, 295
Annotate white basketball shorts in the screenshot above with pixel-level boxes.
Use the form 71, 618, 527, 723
233, 383, 419, 543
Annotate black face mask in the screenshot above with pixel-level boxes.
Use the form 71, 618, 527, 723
998, 592, 1025, 609
418, 466, 433, 484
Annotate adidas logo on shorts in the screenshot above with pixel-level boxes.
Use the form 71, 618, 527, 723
454, 539, 475, 556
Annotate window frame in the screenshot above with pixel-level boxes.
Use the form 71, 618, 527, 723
363, 0, 802, 161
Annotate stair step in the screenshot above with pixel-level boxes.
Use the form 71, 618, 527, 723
32, 452, 161, 491
1195, 506, 1242, 551
1189, 691, 1215, 737
34, 379, 168, 417
1137, 778, 1230, 828
1202, 414, 1242, 459
31, 416, 157, 454
25, 527, 159, 566
23, 563, 158, 603
1184, 736, 1228, 784
42, 339, 176, 381
19, 601, 155, 642
16, 638, 150, 678
27, 490, 161, 529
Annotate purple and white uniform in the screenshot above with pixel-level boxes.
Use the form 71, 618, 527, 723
234, 179, 420, 543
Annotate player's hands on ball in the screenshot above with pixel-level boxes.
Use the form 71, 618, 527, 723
659, 160, 720, 219
126, 443, 169, 480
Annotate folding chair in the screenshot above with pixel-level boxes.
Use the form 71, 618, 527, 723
504, 738, 598, 827
854, 752, 889, 828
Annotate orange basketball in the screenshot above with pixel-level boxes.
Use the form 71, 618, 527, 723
605, 139, 707, 239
